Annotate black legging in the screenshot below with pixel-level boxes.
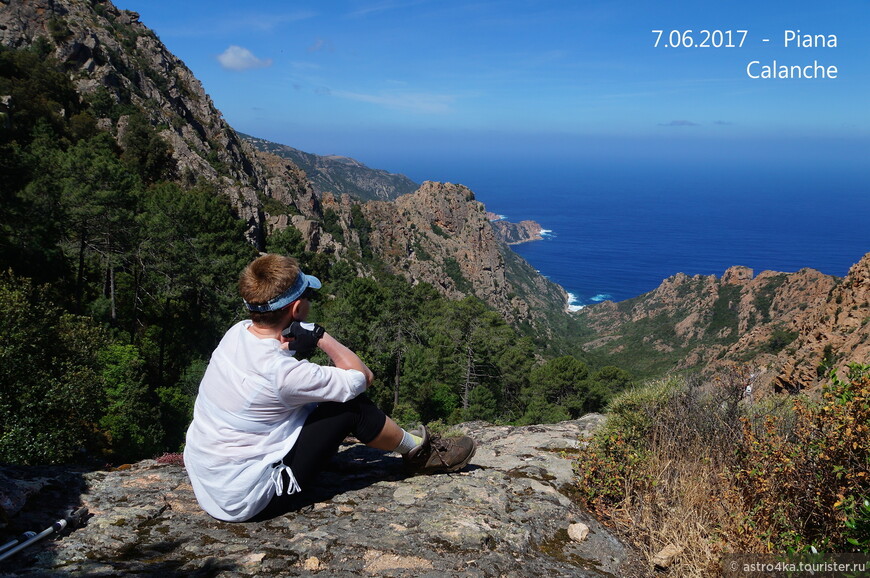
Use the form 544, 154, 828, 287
249, 393, 387, 520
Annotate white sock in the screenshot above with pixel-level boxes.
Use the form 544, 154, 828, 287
393, 430, 424, 455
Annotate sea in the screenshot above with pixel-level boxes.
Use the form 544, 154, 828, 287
399, 157, 870, 311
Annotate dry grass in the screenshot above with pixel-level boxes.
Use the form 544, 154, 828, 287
600, 430, 739, 576
572, 364, 861, 576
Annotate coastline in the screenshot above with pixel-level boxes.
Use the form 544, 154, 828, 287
488, 212, 546, 245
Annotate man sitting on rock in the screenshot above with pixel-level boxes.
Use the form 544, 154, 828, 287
183, 253, 477, 522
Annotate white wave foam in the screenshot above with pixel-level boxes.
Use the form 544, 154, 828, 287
590, 293, 613, 302
566, 292, 585, 312
539, 229, 554, 237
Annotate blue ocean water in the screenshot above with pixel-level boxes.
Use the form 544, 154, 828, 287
413, 159, 870, 310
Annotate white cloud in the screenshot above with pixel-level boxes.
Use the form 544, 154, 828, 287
332, 90, 455, 114
307, 38, 334, 53
241, 11, 317, 32
160, 11, 316, 38
347, 0, 429, 18
217, 46, 273, 71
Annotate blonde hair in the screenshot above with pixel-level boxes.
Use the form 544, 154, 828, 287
239, 254, 300, 326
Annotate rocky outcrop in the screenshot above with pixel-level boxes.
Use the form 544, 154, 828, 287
577, 255, 870, 394
772, 253, 870, 392
250, 149, 323, 233
358, 182, 568, 326
490, 219, 544, 245
362, 182, 506, 300
1, 1, 261, 227
0, 417, 645, 577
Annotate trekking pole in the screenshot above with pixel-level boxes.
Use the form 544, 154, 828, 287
0, 532, 37, 554
0, 507, 87, 563
0, 520, 66, 562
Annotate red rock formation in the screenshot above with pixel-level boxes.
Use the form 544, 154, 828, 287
577, 255, 870, 394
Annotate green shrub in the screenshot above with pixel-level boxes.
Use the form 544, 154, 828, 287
430, 222, 450, 238
727, 363, 870, 553
444, 257, 472, 293
574, 364, 870, 574
573, 428, 652, 512
573, 376, 685, 512
707, 284, 741, 337
602, 376, 693, 444
0, 273, 109, 464
98, 344, 164, 461
321, 208, 344, 243
762, 325, 798, 354
845, 498, 870, 551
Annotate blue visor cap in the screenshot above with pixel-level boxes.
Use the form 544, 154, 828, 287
243, 271, 322, 312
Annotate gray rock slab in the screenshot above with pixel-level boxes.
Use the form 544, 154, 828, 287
1, 417, 648, 577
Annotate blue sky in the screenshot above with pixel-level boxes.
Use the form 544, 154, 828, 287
118, 1, 868, 182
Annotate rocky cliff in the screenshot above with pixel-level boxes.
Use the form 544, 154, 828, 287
772, 253, 870, 392
577, 253, 870, 393
0, 0, 270, 241
490, 218, 545, 245
0, 0, 569, 332
355, 181, 568, 327
244, 143, 567, 327
0, 418, 645, 577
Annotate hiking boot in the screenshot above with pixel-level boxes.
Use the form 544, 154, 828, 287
403, 425, 477, 475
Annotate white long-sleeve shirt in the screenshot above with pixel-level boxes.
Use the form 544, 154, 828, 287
183, 320, 367, 522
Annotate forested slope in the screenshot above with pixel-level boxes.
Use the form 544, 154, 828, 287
0, 1, 628, 465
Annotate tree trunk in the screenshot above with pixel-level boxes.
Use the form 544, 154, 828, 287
463, 345, 473, 410
393, 347, 402, 408
75, 234, 86, 313
157, 295, 170, 390
109, 263, 116, 320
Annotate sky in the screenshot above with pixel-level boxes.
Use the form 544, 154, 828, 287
117, 0, 868, 183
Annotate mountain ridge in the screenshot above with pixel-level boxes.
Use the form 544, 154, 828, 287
0, 0, 569, 331
576, 253, 870, 394
1, 0, 866, 389
240, 133, 420, 203
0, 0, 281, 245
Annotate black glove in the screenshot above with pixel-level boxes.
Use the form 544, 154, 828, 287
281, 321, 325, 359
